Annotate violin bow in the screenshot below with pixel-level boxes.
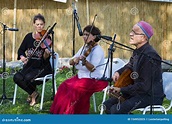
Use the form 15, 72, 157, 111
80, 14, 98, 56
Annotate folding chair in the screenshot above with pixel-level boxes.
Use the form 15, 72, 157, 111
13, 52, 59, 110
135, 72, 172, 114
92, 58, 126, 114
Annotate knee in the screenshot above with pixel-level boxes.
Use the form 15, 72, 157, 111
25, 74, 34, 82
110, 105, 119, 114
13, 72, 23, 84
103, 101, 111, 114
103, 101, 120, 114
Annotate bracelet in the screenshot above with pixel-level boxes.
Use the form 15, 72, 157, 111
91, 67, 95, 72
82, 58, 87, 65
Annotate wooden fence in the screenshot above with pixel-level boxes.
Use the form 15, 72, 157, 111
0, 0, 172, 61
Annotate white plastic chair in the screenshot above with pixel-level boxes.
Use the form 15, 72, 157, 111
13, 53, 59, 110
135, 72, 172, 114
92, 58, 126, 114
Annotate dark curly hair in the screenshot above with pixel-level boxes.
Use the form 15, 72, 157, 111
83, 25, 101, 42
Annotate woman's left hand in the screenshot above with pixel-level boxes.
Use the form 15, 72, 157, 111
43, 48, 51, 59
44, 48, 51, 55
111, 87, 121, 93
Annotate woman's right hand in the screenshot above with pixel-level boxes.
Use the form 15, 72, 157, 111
69, 57, 80, 65
20, 56, 28, 64
112, 72, 120, 82
73, 57, 80, 64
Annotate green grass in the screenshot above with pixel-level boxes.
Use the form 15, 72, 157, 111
0, 72, 102, 114
0, 72, 171, 114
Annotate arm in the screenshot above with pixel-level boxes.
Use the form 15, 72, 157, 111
17, 34, 29, 60
17, 33, 30, 64
71, 45, 104, 72
69, 56, 95, 72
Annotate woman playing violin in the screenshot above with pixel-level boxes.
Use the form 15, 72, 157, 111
50, 25, 108, 114
13, 13, 52, 106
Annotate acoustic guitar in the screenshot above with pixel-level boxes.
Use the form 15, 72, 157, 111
109, 68, 134, 102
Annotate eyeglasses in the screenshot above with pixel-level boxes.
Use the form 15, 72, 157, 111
131, 30, 145, 36
83, 33, 90, 36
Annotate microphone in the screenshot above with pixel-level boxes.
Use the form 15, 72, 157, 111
41, 23, 56, 45
73, 2, 83, 36
76, 18, 83, 36
48, 22, 57, 34
6, 28, 19, 31
96, 35, 112, 41
113, 34, 116, 40
96, 77, 113, 82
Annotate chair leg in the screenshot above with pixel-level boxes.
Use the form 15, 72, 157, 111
54, 79, 57, 94
13, 84, 17, 105
100, 87, 108, 115
92, 93, 97, 113
143, 105, 167, 114
40, 79, 46, 110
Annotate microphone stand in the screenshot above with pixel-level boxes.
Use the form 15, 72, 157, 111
72, 6, 76, 75
109, 35, 116, 86
51, 30, 55, 100
149, 58, 154, 114
72, 2, 83, 75
101, 35, 172, 114
38, 23, 57, 100
0, 23, 13, 104
100, 34, 116, 86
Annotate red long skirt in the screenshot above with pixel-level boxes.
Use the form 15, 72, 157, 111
50, 75, 108, 114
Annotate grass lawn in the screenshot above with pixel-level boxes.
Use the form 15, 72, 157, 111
0, 71, 171, 114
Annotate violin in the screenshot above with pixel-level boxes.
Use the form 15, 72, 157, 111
82, 41, 96, 65
34, 30, 52, 51
83, 41, 94, 56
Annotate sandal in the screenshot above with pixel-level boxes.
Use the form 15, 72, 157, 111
26, 95, 32, 103
29, 91, 39, 106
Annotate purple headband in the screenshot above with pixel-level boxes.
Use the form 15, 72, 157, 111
137, 21, 153, 39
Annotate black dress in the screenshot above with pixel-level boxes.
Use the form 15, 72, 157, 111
13, 32, 52, 95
